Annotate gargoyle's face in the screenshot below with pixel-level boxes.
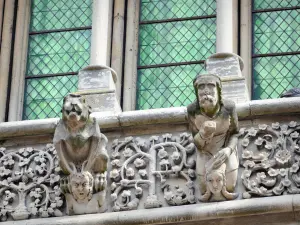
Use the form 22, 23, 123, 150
206, 170, 224, 195
197, 81, 219, 110
71, 173, 92, 201
62, 94, 90, 125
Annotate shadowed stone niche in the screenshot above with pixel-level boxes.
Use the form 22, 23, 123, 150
187, 73, 239, 202
53, 94, 108, 215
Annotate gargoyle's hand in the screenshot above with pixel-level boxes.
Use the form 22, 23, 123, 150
212, 147, 231, 169
200, 121, 216, 138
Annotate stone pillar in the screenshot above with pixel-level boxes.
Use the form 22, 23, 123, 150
0, 0, 15, 122
216, 0, 238, 53
78, 0, 121, 113
205, 53, 249, 103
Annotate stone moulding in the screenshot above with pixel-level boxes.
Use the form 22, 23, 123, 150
1, 195, 300, 225
1, 97, 300, 139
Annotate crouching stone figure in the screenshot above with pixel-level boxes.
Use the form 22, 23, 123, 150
54, 93, 108, 214
187, 74, 239, 201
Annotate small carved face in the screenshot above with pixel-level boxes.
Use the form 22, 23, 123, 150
71, 173, 92, 201
62, 94, 90, 123
206, 170, 224, 195
197, 81, 218, 109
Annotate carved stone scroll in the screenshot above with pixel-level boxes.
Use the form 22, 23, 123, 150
240, 121, 300, 198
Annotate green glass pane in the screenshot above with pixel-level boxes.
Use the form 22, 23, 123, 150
30, 0, 92, 31
136, 63, 205, 109
23, 75, 78, 120
253, 10, 300, 54
138, 18, 216, 65
252, 55, 300, 100
254, 0, 299, 10
26, 30, 91, 76
140, 0, 216, 21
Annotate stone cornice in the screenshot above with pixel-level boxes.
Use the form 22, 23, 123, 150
0, 97, 300, 139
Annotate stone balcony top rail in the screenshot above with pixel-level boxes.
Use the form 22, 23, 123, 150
0, 97, 299, 139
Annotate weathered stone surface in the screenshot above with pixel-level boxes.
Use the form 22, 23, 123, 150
53, 94, 108, 215
205, 52, 249, 103
109, 133, 196, 211
240, 121, 300, 198
78, 65, 117, 91
187, 74, 238, 202
205, 53, 244, 78
0, 144, 64, 221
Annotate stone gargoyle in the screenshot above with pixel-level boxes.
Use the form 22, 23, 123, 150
53, 93, 108, 175
187, 74, 239, 201
53, 93, 108, 215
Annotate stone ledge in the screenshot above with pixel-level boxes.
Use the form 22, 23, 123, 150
1, 98, 300, 139
2, 195, 299, 225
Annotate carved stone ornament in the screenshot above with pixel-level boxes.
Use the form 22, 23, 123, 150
187, 73, 239, 202
0, 144, 64, 222
53, 93, 108, 215
109, 133, 197, 211
240, 121, 300, 198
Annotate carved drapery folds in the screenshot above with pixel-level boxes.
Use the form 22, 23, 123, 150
0, 144, 63, 222
53, 94, 108, 215
240, 121, 300, 198
109, 133, 197, 211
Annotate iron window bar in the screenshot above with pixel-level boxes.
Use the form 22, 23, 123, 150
25, 72, 78, 79
252, 6, 300, 13
140, 14, 216, 25
137, 60, 206, 70
29, 26, 92, 35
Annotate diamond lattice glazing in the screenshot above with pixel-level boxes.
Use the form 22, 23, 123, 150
137, 0, 216, 109
137, 64, 206, 109
252, 55, 300, 99
31, 0, 92, 31
140, 0, 216, 21
254, 0, 299, 10
24, 75, 78, 120
24, 0, 92, 120
26, 30, 91, 76
253, 10, 300, 54
139, 18, 216, 66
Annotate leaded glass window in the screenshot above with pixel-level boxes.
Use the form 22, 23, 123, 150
23, 0, 92, 120
252, 0, 300, 99
136, 0, 216, 109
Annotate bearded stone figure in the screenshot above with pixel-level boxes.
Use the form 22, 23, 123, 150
54, 93, 108, 214
187, 74, 239, 199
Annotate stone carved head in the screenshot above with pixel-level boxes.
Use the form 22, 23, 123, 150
62, 94, 92, 130
69, 171, 94, 202
200, 163, 238, 202
193, 74, 222, 114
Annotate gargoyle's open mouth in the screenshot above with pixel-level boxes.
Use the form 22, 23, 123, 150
66, 107, 82, 116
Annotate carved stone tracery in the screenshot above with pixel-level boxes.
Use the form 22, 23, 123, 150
240, 121, 300, 198
109, 133, 197, 211
0, 144, 63, 222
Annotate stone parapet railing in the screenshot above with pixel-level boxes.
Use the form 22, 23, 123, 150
1, 97, 300, 139
1, 97, 300, 223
